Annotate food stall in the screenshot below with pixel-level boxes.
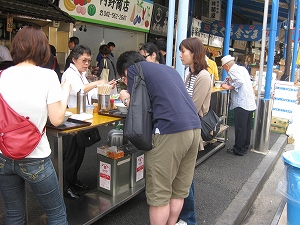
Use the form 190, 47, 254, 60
45, 109, 145, 225
22, 80, 230, 225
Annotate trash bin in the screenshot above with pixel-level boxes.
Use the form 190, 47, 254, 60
281, 150, 300, 225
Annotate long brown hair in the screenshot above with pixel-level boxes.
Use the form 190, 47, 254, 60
179, 37, 207, 75
10, 26, 50, 66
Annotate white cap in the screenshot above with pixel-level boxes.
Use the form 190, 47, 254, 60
221, 55, 235, 66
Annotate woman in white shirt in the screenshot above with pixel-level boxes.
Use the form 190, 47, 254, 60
61, 44, 115, 199
0, 26, 70, 225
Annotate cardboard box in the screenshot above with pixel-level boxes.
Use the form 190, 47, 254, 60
97, 146, 124, 160
97, 153, 131, 196
288, 137, 295, 144
271, 117, 289, 129
270, 125, 287, 134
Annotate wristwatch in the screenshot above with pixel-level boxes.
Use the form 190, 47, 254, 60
123, 98, 129, 106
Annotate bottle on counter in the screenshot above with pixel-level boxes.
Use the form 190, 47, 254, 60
77, 89, 86, 114
110, 99, 115, 110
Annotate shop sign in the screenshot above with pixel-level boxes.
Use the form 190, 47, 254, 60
200, 18, 281, 41
149, 3, 168, 36
6, 14, 13, 32
198, 32, 209, 45
208, 0, 221, 21
233, 40, 247, 50
59, 0, 154, 33
209, 34, 223, 48
190, 18, 201, 37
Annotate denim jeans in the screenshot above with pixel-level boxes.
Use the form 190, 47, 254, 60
0, 154, 68, 225
179, 180, 196, 225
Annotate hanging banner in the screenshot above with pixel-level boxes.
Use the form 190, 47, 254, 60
200, 19, 281, 41
59, 0, 154, 33
208, 0, 221, 21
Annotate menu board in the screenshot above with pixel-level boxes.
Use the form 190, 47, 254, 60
59, 0, 154, 32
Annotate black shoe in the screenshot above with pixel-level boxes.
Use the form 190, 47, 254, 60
227, 148, 235, 155
64, 187, 79, 199
72, 180, 89, 190
227, 148, 243, 156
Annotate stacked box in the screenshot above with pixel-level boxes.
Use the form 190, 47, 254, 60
270, 126, 287, 134
270, 116, 289, 134
120, 144, 145, 188
271, 117, 289, 129
97, 153, 131, 196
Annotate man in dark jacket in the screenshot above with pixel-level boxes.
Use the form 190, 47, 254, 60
64, 36, 79, 71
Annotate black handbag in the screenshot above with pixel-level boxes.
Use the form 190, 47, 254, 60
75, 128, 101, 148
123, 63, 153, 151
200, 109, 223, 141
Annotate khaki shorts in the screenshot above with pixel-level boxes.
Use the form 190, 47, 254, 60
145, 129, 200, 206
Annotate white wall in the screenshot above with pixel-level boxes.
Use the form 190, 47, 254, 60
73, 24, 146, 66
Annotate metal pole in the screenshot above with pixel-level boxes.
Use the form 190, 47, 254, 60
290, 0, 300, 82
253, 0, 279, 152
221, 0, 233, 80
166, 0, 176, 67
252, 0, 269, 149
285, 0, 295, 76
265, 0, 279, 99
175, 0, 189, 78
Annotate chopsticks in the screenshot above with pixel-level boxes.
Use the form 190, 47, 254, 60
97, 84, 113, 95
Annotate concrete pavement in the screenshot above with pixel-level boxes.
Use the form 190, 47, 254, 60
0, 126, 288, 225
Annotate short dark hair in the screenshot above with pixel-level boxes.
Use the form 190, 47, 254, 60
140, 42, 165, 64
69, 36, 79, 45
10, 26, 50, 66
116, 51, 145, 77
99, 45, 110, 56
50, 45, 56, 56
154, 39, 166, 52
70, 45, 91, 62
107, 42, 115, 47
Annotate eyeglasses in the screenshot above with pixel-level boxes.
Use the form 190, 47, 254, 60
78, 58, 92, 64
143, 54, 151, 59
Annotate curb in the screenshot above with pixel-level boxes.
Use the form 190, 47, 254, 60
215, 134, 288, 225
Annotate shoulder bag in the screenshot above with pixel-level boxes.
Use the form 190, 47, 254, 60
123, 63, 153, 150
0, 72, 45, 159
200, 109, 223, 141
100, 59, 109, 82
0, 70, 45, 159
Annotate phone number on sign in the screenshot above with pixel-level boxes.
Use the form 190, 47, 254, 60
99, 10, 127, 21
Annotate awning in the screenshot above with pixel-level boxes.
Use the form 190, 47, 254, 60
0, 0, 76, 24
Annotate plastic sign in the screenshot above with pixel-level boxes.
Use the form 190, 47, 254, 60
60, 0, 154, 33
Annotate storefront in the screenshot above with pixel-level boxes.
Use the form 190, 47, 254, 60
0, 0, 76, 70
59, 0, 154, 66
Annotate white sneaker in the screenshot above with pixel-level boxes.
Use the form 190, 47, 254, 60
175, 219, 188, 225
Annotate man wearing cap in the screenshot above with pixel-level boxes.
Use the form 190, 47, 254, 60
221, 55, 256, 156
